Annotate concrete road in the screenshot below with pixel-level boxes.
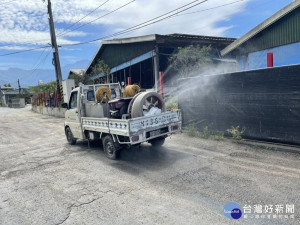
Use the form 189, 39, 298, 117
0, 106, 299, 225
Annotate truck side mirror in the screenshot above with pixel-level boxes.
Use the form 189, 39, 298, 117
61, 103, 68, 109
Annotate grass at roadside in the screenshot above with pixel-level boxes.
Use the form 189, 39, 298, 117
184, 124, 282, 152
184, 124, 224, 141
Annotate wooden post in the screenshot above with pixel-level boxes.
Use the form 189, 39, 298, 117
49, 91, 51, 107
44, 92, 46, 107
55, 90, 58, 107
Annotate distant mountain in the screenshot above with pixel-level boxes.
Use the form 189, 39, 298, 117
0, 60, 89, 88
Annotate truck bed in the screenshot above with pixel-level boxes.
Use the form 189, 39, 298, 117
82, 110, 181, 143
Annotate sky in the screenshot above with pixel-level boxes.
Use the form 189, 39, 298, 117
0, 0, 294, 85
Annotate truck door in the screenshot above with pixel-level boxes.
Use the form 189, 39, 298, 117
66, 90, 83, 139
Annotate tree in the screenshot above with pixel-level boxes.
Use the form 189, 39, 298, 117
169, 45, 212, 78
89, 60, 111, 84
28, 81, 57, 94
4, 83, 12, 87
68, 72, 85, 86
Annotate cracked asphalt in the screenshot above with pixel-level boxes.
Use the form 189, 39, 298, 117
0, 106, 299, 225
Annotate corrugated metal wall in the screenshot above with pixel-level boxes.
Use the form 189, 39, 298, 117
244, 6, 300, 53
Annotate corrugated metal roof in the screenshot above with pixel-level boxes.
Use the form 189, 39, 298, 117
243, 7, 300, 52
163, 33, 236, 42
86, 33, 236, 74
221, 0, 300, 56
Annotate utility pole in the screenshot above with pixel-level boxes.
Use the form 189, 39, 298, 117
17, 79, 21, 94
44, 0, 63, 101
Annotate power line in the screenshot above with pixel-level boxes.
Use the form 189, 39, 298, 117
173, 0, 276, 19
0, 0, 207, 54
0, 0, 251, 56
0, 0, 208, 54
26, 50, 52, 82
56, 0, 111, 36
103, 0, 209, 40
18, 48, 48, 80
62, 0, 209, 47
0, 45, 50, 57
29, 50, 52, 81
2, 0, 129, 48
18, 49, 51, 83
175, 0, 246, 16
57, 0, 135, 37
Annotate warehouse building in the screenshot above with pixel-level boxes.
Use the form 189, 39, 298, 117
85, 33, 236, 92
221, 0, 300, 71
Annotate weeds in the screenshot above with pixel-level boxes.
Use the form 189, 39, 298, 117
253, 144, 260, 150
264, 146, 276, 151
252, 145, 276, 151
165, 96, 178, 111
184, 124, 198, 137
184, 124, 224, 140
226, 126, 246, 141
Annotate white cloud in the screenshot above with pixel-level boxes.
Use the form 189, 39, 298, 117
0, 45, 42, 51
0, 0, 250, 47
105, 0, 250, 37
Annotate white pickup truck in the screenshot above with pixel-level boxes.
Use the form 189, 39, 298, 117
62, 83, 181, 159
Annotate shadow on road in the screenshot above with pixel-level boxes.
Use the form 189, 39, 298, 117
68, 140, 187, 174
111, 144, 184, 174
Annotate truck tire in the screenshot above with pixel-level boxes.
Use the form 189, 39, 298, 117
148, 137, 165, 146
103, 135, 120, 160
65, 127, 77, 145
130, 92, 165, 118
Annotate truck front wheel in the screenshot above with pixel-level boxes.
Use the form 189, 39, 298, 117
103, 135, 120, 160
148, 137, 165, 147
65, 127, 76, 145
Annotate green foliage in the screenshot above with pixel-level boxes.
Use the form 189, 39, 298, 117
86, 59, 110, 84
184, 124, 224, 140
169, 45, 212, 77
226, 126, 246, 141
199, 126, 210, 139
165, 96, 178, 111
3, 83, 12, 87
28, 81, 57, 94
92, 60, 110, 76
69, 72, 85, 86
264, 145, 276, 151
184, 124, 199, 137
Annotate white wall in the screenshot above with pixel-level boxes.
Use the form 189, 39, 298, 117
32, 105, 66, 118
